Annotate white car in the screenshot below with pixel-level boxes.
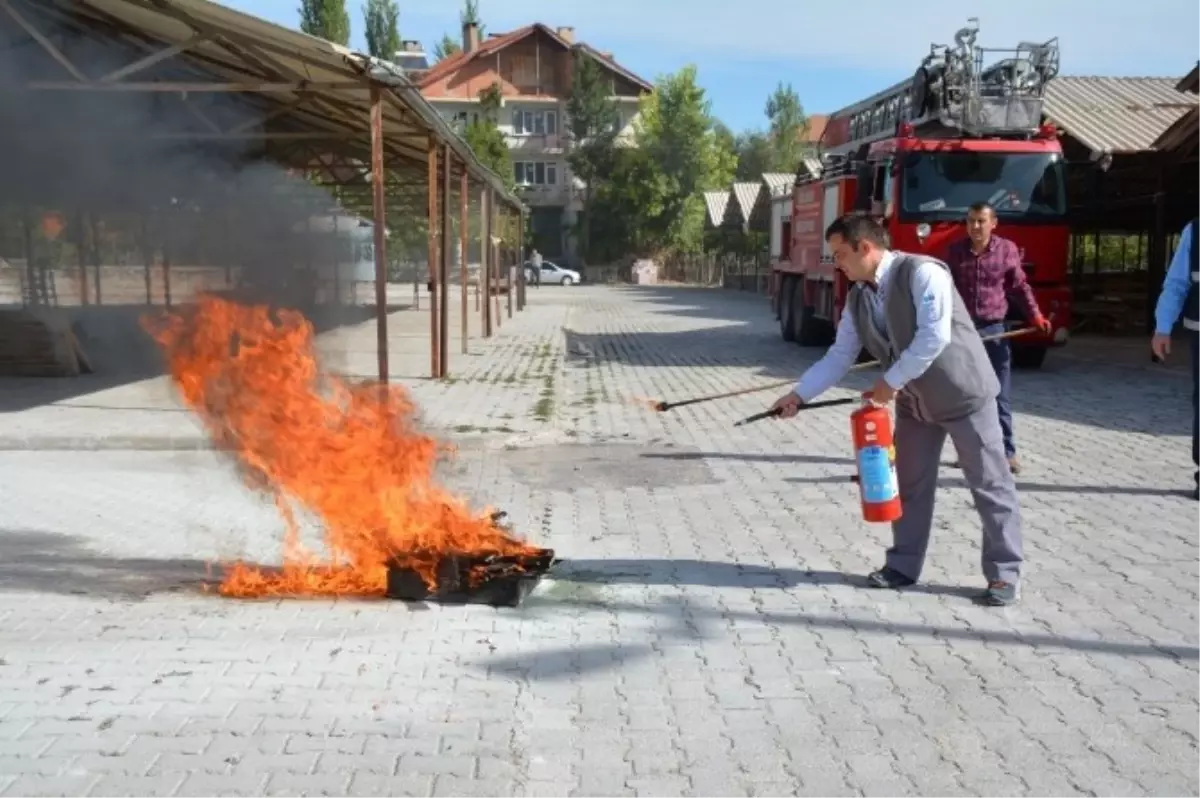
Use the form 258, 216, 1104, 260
525, 260, 582, 286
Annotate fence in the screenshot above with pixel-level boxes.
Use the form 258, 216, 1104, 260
656, 251, 772, 293
559, 252, 780, 293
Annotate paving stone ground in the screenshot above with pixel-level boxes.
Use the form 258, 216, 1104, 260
0, 284, 1197, 797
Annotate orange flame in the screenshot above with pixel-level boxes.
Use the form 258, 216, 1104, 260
626, 395, 665, 412
142, 294, 539, 598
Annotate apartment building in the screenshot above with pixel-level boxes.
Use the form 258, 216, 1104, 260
405, 23, 651, 263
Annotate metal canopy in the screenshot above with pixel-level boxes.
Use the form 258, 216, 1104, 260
0, 0, 524, 210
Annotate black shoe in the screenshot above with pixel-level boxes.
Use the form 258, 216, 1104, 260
979, 580, 1019, 606
865, 566, 916, 589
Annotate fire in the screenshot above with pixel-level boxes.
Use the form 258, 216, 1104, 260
626, 395, 665, 412
142, 294, 540, 598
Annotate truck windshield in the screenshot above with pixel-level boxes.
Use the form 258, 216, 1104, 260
899, 151, 1066, 222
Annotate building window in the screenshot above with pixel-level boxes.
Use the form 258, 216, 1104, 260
514, 161, 559, 186
512, 109, 558, 136
446, 110, 479, 130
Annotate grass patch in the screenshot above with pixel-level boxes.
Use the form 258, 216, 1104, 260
532, 370, 555, 422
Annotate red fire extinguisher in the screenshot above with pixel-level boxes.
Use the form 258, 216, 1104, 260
850, 401, 903, 523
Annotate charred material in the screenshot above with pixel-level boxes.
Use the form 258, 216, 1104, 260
384, 511, 557, 606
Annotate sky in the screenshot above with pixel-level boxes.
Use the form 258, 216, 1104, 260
230, 0, 1199, 132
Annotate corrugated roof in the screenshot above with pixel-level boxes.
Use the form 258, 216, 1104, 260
761, 173, 795, 199
30, 0, 525, 209
797, 156, 823, 179
728, 182, 760, 224
703, 191, 729, 228
1043, 76, 1198, 155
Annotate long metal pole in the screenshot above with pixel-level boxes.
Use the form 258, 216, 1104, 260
478, 188, 486, 322
491, 192, 501, 329
460, 168, 469, 354
75, 209, 89, 305
483, 187, 493, 337
519, 209, 527, 309
370, 84, 389, 384
506, 216, 513, 319
426, 141, 440, 378
439, 144, 451, 378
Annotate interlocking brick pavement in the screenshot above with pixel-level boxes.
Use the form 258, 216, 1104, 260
1, 284, 1197, 797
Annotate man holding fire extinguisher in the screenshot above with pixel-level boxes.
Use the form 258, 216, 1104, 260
769, 213, 1024, 606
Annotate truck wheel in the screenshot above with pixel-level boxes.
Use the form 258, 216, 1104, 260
1012, 345, 1047, 370
779, 276, 797, 342
798, 307, 834, 347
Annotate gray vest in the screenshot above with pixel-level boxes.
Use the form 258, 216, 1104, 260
1184, 217, 1198, 332
846, 252, 999, 422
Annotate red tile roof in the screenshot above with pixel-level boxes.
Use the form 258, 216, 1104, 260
414, 25, 533, 89
414, 23, 651, 92
804, 114, 828, 143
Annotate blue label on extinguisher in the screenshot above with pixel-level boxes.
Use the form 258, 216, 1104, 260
857, 445, 899, 504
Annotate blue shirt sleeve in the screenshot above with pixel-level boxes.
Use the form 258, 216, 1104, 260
793, 304, 862, 403
1155, 222, 1194, 335
883, 261, 954, 390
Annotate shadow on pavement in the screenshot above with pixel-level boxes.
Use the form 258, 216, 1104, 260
573, 285, 1194, 438
641, 451, 854, 466
0, 528, 227, 598
473, 587, 1199, 680
608, 284, 773, 327
561, 326, 799, 382
556, 557, 978, 598
783, 474, 1195, 498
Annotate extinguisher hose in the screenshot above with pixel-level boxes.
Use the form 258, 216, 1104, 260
732, 396, 858, 426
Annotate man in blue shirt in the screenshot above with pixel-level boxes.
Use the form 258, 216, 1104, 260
1150, 217, 1199, 499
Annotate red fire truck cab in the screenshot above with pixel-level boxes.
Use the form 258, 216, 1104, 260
772, 21, 1071, 368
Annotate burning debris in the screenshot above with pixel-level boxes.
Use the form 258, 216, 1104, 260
142, 295, 553, 603
386, 514, 556, 605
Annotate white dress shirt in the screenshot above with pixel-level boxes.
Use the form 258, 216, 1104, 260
793, 250, 955, 403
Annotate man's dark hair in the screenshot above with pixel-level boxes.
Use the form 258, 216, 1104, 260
968, 201, 996, 217
824, 212, 888, 249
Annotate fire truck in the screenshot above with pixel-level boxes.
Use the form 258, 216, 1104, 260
773, 20, 1070, 368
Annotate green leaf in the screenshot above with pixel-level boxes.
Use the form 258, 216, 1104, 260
363, 0, 400, 60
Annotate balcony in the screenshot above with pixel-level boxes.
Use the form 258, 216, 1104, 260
515, 183, 571, 207
505, 134, 566, 154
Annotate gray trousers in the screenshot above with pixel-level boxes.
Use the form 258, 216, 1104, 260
886, 400, 1024, 584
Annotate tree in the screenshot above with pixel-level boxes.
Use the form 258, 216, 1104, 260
632, 65, 736, 253
460, 0, 485, 36
733, 131, 773, 180
565, 50, 618, 261
765, 82, 809, 173
431, 0, 484, 63
363, 0, 400, 60
432, 34, 461, 62
588, 148, 670, 260
298, 0, 350, 46
462, 82, 514, 193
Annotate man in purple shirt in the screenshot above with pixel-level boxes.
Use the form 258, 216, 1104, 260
943, 201, 1052, 474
